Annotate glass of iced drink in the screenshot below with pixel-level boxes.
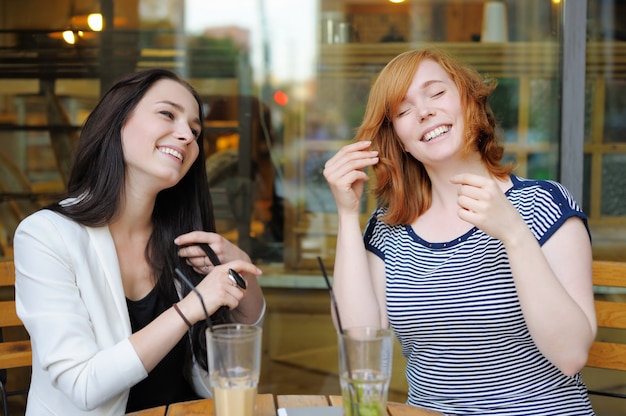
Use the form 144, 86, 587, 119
338, 327, 393, 416
207, 323, 262, 416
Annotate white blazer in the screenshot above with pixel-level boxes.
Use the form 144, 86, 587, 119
13, 209, 213, 415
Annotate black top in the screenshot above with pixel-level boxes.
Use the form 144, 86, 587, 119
125, 287, 200, 412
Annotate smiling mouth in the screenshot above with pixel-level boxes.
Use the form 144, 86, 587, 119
422, 125, 450, 142
158, 147, 183, 162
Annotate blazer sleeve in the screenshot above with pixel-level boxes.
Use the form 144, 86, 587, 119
14, 210, 147, 411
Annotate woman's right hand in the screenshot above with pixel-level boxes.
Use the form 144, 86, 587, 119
180, 260, 262, 324
323, 140, 379, 214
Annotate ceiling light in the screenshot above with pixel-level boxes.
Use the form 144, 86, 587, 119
87, 13, 103, 31
69, 13, 103, 31
62, 30, 76, 45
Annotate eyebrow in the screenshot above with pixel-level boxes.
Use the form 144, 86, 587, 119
401, 79, 446, 103
420, 79, 446, 89
157, 100, 201, 126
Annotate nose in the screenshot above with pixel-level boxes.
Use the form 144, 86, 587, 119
417, 106, 435, 122
174, 122, 196, 143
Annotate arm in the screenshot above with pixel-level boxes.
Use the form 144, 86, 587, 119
130, 258, 263, 374
452, 174, 596, 375
504, 217, 595, 375
324, 141, 387, 329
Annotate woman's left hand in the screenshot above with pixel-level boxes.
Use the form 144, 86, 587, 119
450, 173, 527, 244
174, 231, 251, 275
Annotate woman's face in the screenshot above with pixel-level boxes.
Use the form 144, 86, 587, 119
121, 79, 201, 193
392, 59, 465, 166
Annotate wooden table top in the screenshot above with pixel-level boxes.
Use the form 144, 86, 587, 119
126, 394, 443, 415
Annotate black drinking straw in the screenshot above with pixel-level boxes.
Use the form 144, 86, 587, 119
317, 257, 361, 416
317, 257, 345, 335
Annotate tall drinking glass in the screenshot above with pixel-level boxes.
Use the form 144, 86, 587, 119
338, 326, 393, 416
206, 323, 262, 416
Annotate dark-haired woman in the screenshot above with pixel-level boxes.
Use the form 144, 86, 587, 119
323, 49, 596, 415
14, 68, 265, 415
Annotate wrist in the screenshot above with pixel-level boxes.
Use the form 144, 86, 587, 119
502, 222, 535, 250
173, 302, 193, 328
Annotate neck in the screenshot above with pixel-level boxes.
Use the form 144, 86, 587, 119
109, 189, 156, 238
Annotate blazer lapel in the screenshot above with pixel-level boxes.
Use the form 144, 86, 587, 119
86, 226, 132, 333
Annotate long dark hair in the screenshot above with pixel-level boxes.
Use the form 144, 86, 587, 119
47, 68, 220, 370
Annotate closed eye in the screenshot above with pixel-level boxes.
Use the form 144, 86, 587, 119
160, 110, 175, 120
397, 108, 411, 117
432, 90, 445, 98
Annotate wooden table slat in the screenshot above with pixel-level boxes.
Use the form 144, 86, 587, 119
126, 394, 443, 415
276, 394, 330, 408
328, 395, 343, 406
166, 398, 212, 416
257, 393, 278, 416
125, 405, 166, 416
388, 401, 442, 415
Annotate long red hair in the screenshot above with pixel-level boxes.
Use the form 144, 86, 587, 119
355, 48, 513, 225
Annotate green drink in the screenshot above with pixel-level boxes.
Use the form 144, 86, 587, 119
340, 369, 389, 416
338, 327, 393, 416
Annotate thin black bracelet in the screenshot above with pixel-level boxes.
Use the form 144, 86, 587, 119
172, 303, 192, 328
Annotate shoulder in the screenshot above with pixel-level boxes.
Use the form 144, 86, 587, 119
510, 175, 589, 243
14, 209, 94, 259
16, 208, 83, 237
364, 206, 405, 251
511, 175, 578, 202
510, 175, 581, 210
365, 207, 396, 235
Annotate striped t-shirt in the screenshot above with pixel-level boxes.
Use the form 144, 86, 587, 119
364, 175, 595, 415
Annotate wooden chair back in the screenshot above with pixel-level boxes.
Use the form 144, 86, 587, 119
0, 260, 31, 371
0, 260, 32, 369
585, 260, 626, 399
0, 259, 32, 415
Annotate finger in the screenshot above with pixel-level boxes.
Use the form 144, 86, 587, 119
177, 242, 223, 269
457, 206, 479, 225
338, 140, 373, 155
326, 146, 378, 169
214, 261, 262, 279
329, 172, 370, 196
176, 244, 205, 259
457, 194, 483, 213
209, 284, 243, 312
174, 231, 220, 247
457, 183, 488, 202
324, 143, 377, 172
324, 154, 377, 188
192, 259, 214, 275
192, 266, 209, 276
450, 173, 487, 187
223, 289, 245, 310
325, 157, 377, 180
217, 271, 246, 304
